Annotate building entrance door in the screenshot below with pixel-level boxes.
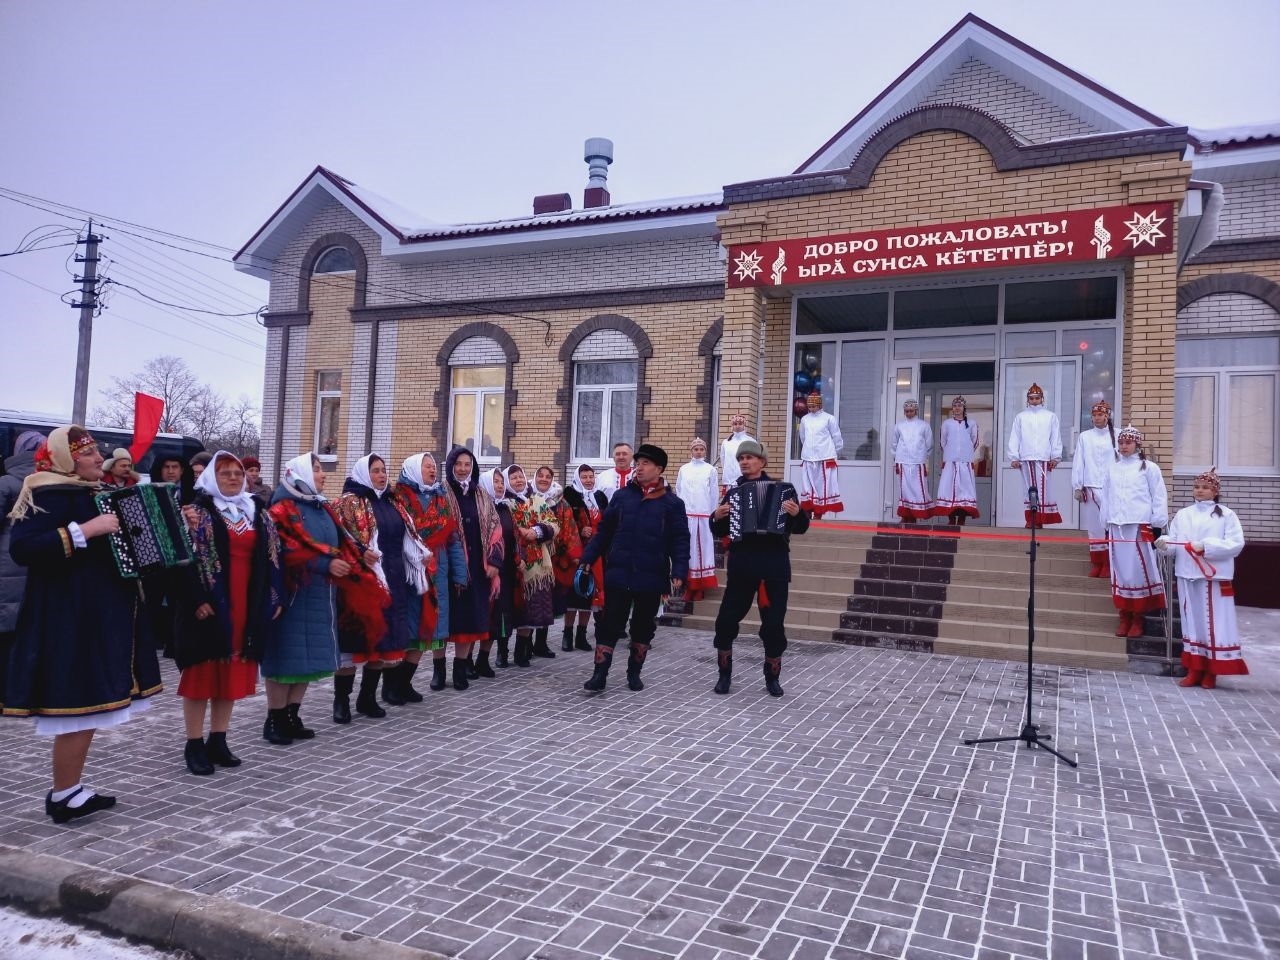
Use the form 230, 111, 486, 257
920, 376, 996, 525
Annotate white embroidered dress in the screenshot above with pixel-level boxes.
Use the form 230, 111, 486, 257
676, 458, 719, 594
1166, 501, 1247, 676
1071, 426, 1116, 556
933, 418, 979, 518
798, 410, 844, 516
891, 417, 933, 520
1008, 406, 1063, 526
719, 431, 755, 489
1102, 454, 1168, 612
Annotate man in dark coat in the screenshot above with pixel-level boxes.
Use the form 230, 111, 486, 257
709, 439, 810, 697
579, 444, 689, 692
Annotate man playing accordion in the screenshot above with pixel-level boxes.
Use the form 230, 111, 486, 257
709, 439, 810, 698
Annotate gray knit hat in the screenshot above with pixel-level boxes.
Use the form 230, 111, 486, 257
735, 439, 767, 461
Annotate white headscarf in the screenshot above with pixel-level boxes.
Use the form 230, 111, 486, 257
399, 453, 428, 493
533, 469, 563, 507
503, 464, 528, 503
195, 450, 257, 522
282, 452, 322, 501
570, 462, 601, 516
478, 467, 504, 504
350, 454, 388, 498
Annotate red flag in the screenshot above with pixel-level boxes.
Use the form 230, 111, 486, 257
129, 392, 165, 463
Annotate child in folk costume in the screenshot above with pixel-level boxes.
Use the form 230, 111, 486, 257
503, 464, 560, 663
932, 396, 979, 524
562, 463, 606, 651
892, 399, 933, 522
1102, 425, 1167, 638
480, 469, 519, 666
798, 393, 844, 516
1071, 400, 1118, 577
676, 439, 719, 601
1009, 383, 1063, 527
1157, 469, 1247, 689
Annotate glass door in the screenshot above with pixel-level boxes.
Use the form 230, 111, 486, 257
996, 357, 1082, 528
923, 385, 995, 525
882, 361, 921, 521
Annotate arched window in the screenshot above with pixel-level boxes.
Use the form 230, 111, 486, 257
312, 246, 357, 275
448, 336, 507, 461
571, 330, 639, 462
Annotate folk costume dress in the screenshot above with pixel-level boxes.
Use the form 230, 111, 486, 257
1102, 435, 1167, 632
4, 428, 162, 734
442, 446, 503, 647
176, 453, 284, 701
798, 408, 844, 517
397, 454, 465, 651
1008, 397, 1063, 527
479, 469, 518, 641
719, 428, 756, 490
933, 413, 979, 520
504, 465, 559, 630
1071, 416, 1118, 577
565, 465, 607, 614
891, 413, 934, 521
1165, 494, 1247, 682
333, 455, 433, 663
263, 455, 349, 683
676, 453, 719, 599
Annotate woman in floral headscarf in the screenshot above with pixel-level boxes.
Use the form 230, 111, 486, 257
332, 454, 434, 716
395, 452, 467, 696
4, 426, 162, 824
175, 451, 283, 776
441, 446, 502, 688
503, 464, 559, 665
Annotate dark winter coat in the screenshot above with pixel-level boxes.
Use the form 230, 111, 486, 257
263, 484, 340, 680
174, 493, 284, 671
709, 472, 810, 582
4, 485, 162, 717
580, 479, 690, 594
336, 479, 416, 655
401, 486, 467, 644
0, 452, 36, 633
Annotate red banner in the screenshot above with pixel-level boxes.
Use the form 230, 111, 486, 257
129, 392, 165, 463
727, 203, 1175, 288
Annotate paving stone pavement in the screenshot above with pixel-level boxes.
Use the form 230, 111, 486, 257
2, 611, 1278, 960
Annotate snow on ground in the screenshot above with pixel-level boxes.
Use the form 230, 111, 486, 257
0, 904, 191, 959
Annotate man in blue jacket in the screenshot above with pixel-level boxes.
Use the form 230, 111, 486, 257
579, 444, 689, 692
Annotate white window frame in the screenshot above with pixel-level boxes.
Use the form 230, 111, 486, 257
314, 370, 342, 465
448, 366, 505, 465
571, 361, 638, 463
1174, 365, 1280, 477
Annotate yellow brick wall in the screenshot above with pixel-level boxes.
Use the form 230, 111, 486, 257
717, 131, 1191, 466
299, 273, 357, 464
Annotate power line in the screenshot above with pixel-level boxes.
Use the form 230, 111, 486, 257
0, 241, 78, 257
102, 258, 265, 332
108, 232, 263, 311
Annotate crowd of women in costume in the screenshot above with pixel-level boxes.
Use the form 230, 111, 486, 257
0, 417, 1253, 826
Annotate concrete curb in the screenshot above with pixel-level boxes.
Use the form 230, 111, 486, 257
0, 844, 447, 960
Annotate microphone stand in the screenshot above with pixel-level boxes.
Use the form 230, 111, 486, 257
964, 480, 1077, 767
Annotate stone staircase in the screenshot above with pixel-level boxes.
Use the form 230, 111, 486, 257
664, 521, 1181, 673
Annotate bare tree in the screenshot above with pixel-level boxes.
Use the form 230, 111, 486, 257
92, 355, 260, 456
92, 355, 208, 433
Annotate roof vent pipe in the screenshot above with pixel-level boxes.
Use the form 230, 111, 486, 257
584, 137, 613, 208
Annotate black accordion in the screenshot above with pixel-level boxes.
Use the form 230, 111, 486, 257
95, 483, 194, 578
727, 480, 797, 541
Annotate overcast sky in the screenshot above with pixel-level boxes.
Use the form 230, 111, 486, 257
1, 0, 1277, 423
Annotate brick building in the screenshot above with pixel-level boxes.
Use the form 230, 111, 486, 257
235, 14, 1279, 549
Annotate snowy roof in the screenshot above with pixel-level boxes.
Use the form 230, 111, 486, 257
403, 192, 723, 239
1189, 124, 1280, 151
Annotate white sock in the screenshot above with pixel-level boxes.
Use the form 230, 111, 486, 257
50, 784, 81, 802
68, 788, 96, 808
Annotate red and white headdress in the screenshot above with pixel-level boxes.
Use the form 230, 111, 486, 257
1091, 399, 1112, 417
1194, 466, 1221, 493
1026, 383, 1044, 400
1117, 424, 1143, 445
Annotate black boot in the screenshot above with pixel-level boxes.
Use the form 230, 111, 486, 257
466, 653, 478, 679
332, 673, 354, 724
400, 661, 424, 702
495, 636, 510, 668
584, 645, 613, 691
184, 737, 216, 776
626, 643, 648, 691
452, 655, 470, 691
532, 626, 556, 658
206, 731, 243, 766
429, 657, 448, 690
286, 703, 315, 739
356, 667, 387, 718
473, 648, 496, 678
381, 662, 408, 706
263, 708, 295, 745
574, 623, 592, 651
562, 623, 574, 652
714, 650, 732, 695
763, 657, 784, 698
513, 633, 532, 667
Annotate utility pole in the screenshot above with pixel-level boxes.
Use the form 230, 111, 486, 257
70, 220, 101, 425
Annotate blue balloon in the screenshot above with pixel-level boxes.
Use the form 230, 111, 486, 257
812, 375, 824, 393
794, 371, 813, 392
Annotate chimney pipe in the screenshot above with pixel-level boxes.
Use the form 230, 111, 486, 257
583, 137, 613, 208
533, 193, 572, 215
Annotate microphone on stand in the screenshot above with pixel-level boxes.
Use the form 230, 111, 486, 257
1027, 484, 1040, 510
